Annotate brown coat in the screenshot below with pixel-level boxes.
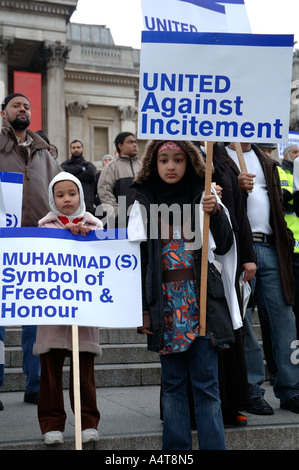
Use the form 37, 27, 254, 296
33, 324, 101, 356
0, 119, 61, 227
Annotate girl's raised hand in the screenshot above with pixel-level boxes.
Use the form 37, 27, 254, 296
202, 194, 220, 215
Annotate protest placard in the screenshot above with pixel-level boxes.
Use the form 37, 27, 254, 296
141, 0, 251, 34
0, 171, 23, 375
0, 178, 5, 228
278, 131, 299, 158
0, 80, 4, 107
0, 227, 142, 328
138, 31, 294, 144
137, 28, 294, 336
0, 171, 23, 227
0, 226, 142, 450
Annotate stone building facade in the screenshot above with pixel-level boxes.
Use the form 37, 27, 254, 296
1, 0, 299, 167
0, 0, 142, 166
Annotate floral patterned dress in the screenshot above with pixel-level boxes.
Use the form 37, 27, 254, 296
160, 230, 200, 355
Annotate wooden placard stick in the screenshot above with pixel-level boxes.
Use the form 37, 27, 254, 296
234, 142, 248, 172
199, 141, 213, 336
234, 142, 252, 192
72, 325, 82, 450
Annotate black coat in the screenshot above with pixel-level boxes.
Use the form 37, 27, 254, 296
213, 144, 255, 270
61, 156, 96, 213
133, 177, 235, 352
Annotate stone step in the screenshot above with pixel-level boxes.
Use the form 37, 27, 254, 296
3, 310, 263, 347
1, 314, 264, 393
2, 425, 299, 451
3, 313, 263, 348
4, 322, 264, 345
1, 384, 299, 451
2, 351, 270, 392
4, 343, 159, 368
3, 327, 147, 347
0, 363, 162, 392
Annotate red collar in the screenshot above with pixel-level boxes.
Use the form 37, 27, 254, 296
58, 216, 83, 225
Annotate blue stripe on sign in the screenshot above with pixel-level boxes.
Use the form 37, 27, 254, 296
0, 172, 23, 184
178, 0, 225, 13
0, 227, 128, 241
141, 31, 294, 47
210, 0, 245, 4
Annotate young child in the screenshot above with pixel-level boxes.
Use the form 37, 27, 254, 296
131, 140, 234, 450
33, 172, 103, 445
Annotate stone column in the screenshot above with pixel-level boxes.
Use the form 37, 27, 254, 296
43, 41, 70, 160
118, 105, 138, 134
66, 101, 88, 145
0, 36, 14, 99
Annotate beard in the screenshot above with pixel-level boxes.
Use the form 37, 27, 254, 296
71, 152, 83, 159
10, 116, 30, 130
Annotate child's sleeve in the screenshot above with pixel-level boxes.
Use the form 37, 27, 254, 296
94, 219, 103, 230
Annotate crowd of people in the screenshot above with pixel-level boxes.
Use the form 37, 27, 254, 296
1, 92, 299, 450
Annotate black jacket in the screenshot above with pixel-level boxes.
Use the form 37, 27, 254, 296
213, 144, 255, 269
61, 156, 96, 213
132, 140, 235, 352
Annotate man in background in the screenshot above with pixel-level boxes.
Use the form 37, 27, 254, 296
97, 132, 140, 227
0, 92, 61, 406
61, 140, 96, 213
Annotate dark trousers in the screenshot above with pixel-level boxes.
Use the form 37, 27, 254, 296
38, 349, 100, 434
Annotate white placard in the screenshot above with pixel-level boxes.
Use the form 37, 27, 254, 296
278, 131, 299, 159
138, 32, 294, 143
0, 228, 142, 328
0, 80, 4, 109
217, 0, 251, 33
0, 172, 23, 227
0, 180, 5, 228
141, 0, 251, 34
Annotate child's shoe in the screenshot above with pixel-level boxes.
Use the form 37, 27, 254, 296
82, 428, 99, 443
43, 430, 64, 445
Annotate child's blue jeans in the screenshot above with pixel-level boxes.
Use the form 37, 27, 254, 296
160, 336, 225, 450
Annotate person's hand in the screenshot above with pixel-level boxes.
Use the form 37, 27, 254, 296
137, 311, 153, 335
64, 222, 91, 236
64, 222, 80, 235
212, 184, 223, 199
139, 327, 153, 335
77, 224, 91, 236
238, 172, 256, 192
202, 194, 220, 215
241, 262, 256, 282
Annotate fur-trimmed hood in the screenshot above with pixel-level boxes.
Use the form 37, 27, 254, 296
135, 140, 206, 184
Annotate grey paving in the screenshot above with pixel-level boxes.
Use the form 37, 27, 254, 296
1, 382, 299, 450
2, 322, 299, 451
